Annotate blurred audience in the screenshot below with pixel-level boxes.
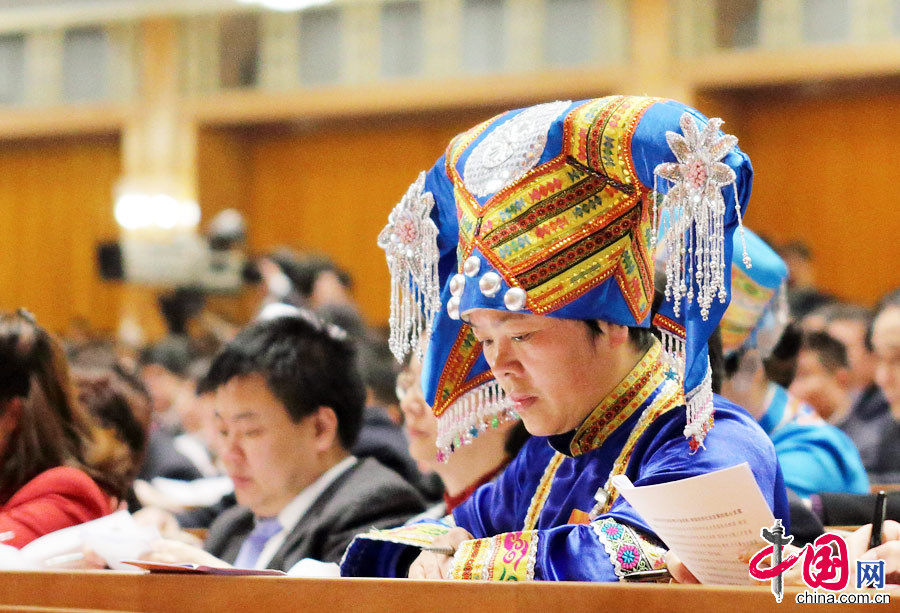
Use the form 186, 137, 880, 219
789, 330, 852, 423
868, 288, 900, 484
777, 240, 835, 320
0, 310, 127, 548
719, 231, 868, 499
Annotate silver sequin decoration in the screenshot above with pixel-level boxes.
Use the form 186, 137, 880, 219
377, 171, 440, 361
463, 101, 571, 197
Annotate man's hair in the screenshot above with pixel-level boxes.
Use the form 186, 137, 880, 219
814, 302, 873, 327
802, 330, 849, 372
583, 320, 656, 353
199, 313, 365, 449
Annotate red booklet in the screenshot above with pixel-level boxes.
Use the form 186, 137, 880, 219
122, 560, 285, 576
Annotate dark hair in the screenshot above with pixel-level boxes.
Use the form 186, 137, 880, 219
139, 335, 192, 377
761, 322, 803, 387
199, 313, 366, 449
583, 320, 656, 353
269, 251, 353, 299
73, 364, 152, 485
817, 302, 873, 327
0, 310, 128, 501
801, 330, 849, 372
707, 327, 724, 394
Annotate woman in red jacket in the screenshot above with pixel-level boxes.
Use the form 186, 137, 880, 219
0, 309, 126, 548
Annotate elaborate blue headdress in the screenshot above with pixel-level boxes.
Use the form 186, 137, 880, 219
378, 96, 752, 457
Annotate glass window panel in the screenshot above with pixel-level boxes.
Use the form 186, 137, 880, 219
893, 0, 900, 36
543, 0, 598, 66
0, 34, 25, 105
63, 26, 108, 103
801, 0, 850, 43
381, 0, 423, 78
299, 7, 342, 85
220, 13, 260, 89
461, 0, 505, 74
715, 0, 759, 48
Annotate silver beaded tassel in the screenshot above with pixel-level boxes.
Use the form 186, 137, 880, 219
653, 113, 749, 322
434, 380, 516, 462
377, 172, 441, 362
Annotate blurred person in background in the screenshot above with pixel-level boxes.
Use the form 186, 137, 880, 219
0, 310, 128, 548
396, 350, 528, 519
73, 364, 153, 499
804, 303, 892, 467
719, 230, 867, 499
789, 331, 853, 424
867, 288, 900, 484
778, 240, 835, 320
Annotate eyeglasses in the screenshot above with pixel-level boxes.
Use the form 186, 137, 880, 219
395, 370, 419, 402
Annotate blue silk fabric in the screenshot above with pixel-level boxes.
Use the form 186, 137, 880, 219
760, 384, 869, 499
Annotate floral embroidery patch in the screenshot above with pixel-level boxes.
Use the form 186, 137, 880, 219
592, 517, 667, 579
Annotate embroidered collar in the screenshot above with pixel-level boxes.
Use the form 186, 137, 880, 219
569, 340, 668, 456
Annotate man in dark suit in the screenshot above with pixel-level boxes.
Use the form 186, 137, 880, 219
144, 310, 424, 571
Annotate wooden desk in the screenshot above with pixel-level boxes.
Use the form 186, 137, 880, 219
0, 571, 873, 612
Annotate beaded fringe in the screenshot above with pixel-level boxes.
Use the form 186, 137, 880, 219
659, 329, 685, 380
435, 380, 516, 462
683, 364, 715, 453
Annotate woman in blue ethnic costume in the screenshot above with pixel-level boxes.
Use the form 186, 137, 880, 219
341, 96, 789, 582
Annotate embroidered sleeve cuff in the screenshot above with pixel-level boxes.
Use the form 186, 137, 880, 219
448, 531, 538, 581
592, 517, 667, 579
340, 520, 452, 578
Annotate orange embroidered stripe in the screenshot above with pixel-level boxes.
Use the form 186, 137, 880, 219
652, 313, 686, 337
432, 324, 492, 418
461, 538, 483, 580
569, 342, 664, 455
522, 451, 565, 532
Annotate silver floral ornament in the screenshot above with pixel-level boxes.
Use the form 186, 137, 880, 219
653, 113, 749, 321
377, 171, 440, 361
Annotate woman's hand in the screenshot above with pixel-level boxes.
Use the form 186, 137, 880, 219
407, 527, 473, 580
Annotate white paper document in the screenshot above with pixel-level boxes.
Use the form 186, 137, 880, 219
611, 462, 774, 585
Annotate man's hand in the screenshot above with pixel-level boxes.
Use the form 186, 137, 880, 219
407, 527, 473, 580
142, 538, 231, 568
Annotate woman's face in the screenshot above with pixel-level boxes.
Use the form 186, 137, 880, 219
396, 355, 440, 473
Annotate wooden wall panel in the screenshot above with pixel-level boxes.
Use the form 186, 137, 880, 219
731, 84, 900, 306
243, 109, 504, 325
0, 134, 123, 335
